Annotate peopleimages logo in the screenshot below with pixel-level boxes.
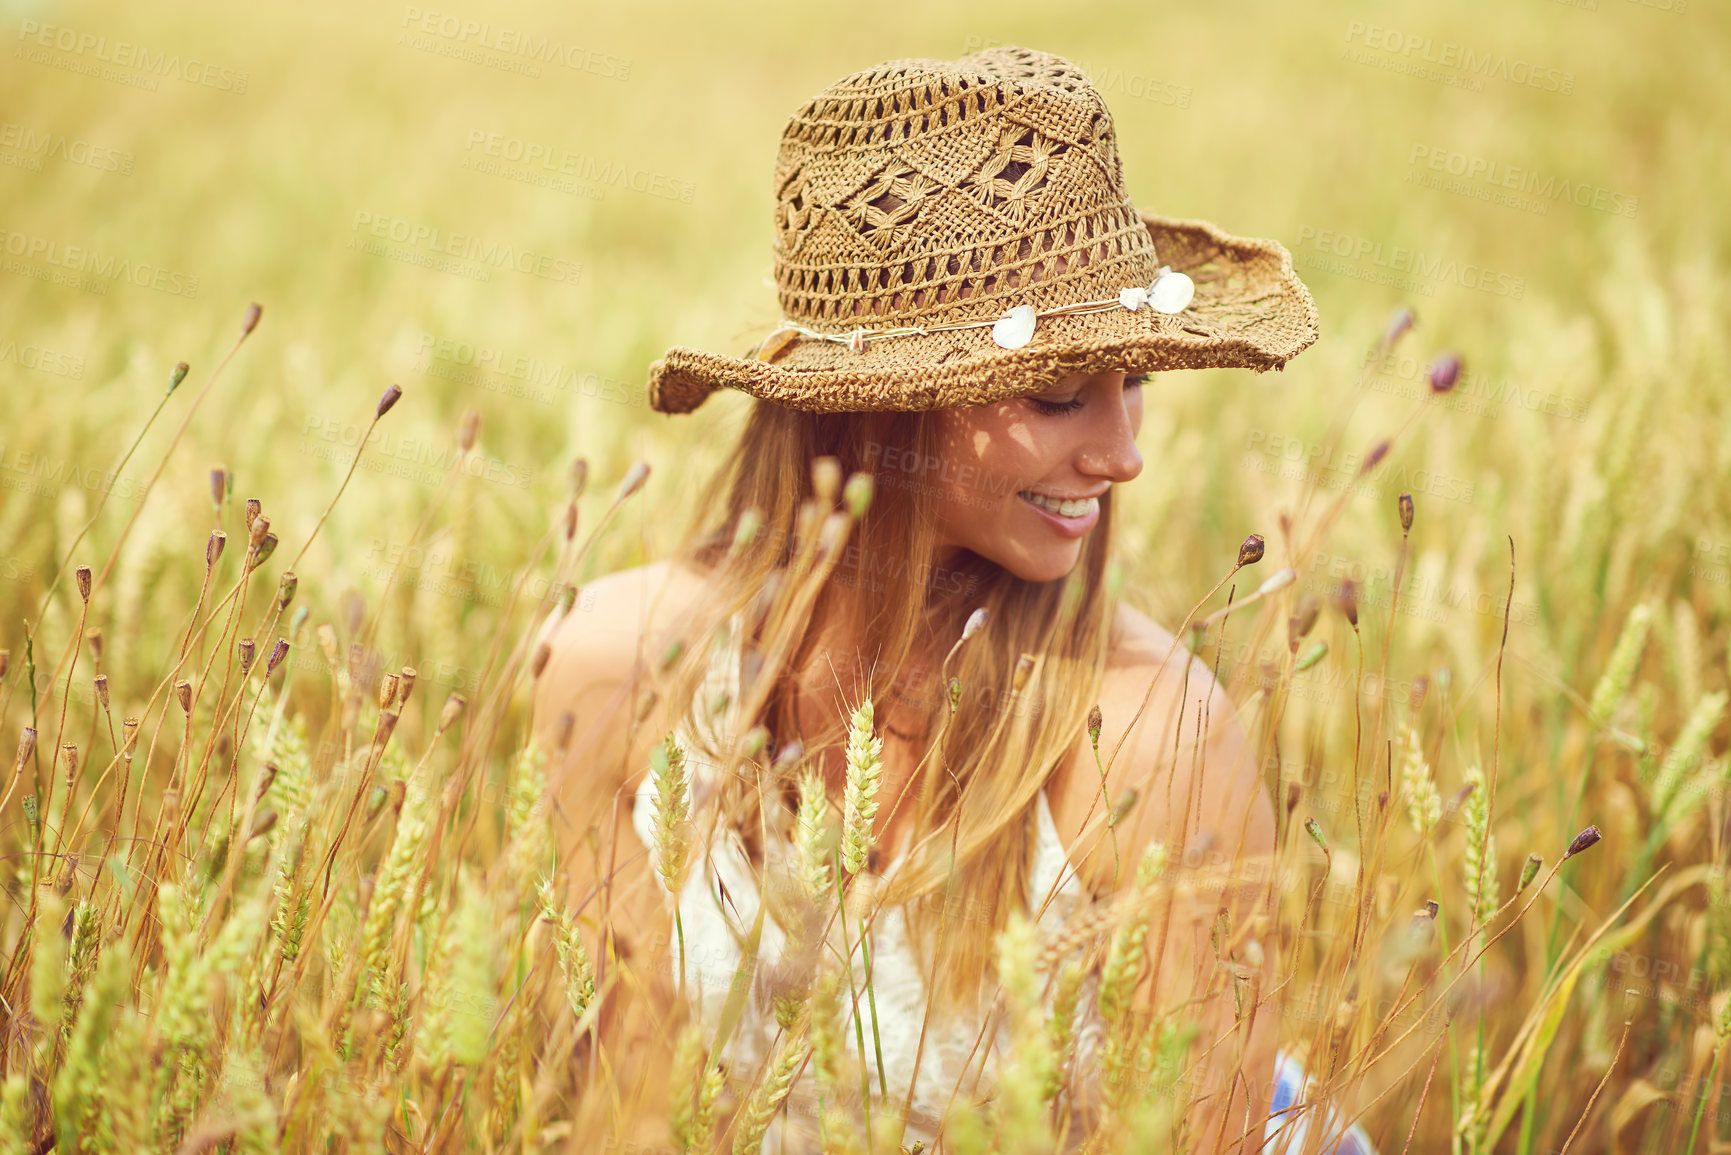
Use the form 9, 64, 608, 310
15, 20, 249, 92
1292, 226, 1526, 299
462, 131, 695, 204
1408, 145, 1638, 218
348, 212, 583, 286
1343, 22, 1575, 94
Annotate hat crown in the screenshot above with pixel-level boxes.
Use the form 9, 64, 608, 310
771, 47, 1160, 333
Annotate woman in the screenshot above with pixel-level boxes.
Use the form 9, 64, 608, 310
532, 46, 1371, 1154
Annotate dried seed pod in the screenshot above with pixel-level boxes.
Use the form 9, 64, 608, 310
811, 456, 842, 506
564, 500, 578, 542
376, 383, 403, 418
248, 810, 278, 840
174, 680, 192, 713
397, 667, 417, 708
569, 457, 587, 498
241, 303, 262, 336
277, 571, 298, 611
93, 674, 109, 711
372, 709, 399, 751
1011, 652, 1037, 694
616, 462, 650, 501
316, 624, 340, 667
1287, 593, 1322, 653
210, 467, 227, 510
255, 762, 279, 801
266, 640, 290, 677
75, 565, 92, 603
1334, 579, 1359, 628
378, 673, 399, 710
552, 711, 577, 755
207, 530, 226, 570
1398, 492, 1414, 533
1238, 534, 1265, 567
1427, 353, 1462, 393
1564, 825, 1602, 859
84, 629, 102, 666
248, 514, 271, 552
168, 360, 190, 393
1087, 704, 1102, 748
1519, 854, 1542, 891
1383, 306, 1416, 350
438, 693, 466, 732
120, 718, 140, 757
1108, 787, 1138, 827
530, 641, 552, 679
1304, 818, 1328, 854
459, 408, 481, 453
62, 744, 80, 785
1409, 675, 1429, 713
244, 498, 261, 533
250, 533, 278, 571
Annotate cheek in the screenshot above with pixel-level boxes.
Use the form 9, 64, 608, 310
935, 415, 1028, 513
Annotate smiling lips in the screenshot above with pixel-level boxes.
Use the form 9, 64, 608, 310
1016, 488, 1103, 537
1018, 490, 1099, 517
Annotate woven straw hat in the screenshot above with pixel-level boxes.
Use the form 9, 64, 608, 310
648, 46, 1319, 415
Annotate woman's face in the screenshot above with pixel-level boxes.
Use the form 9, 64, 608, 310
928, 369, 1145, 584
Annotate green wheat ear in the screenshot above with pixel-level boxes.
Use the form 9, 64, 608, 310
651, 735, 692, 896
1399, 719, 1442, 837
841, 697, 884, 876
1462, 764, 1498, 930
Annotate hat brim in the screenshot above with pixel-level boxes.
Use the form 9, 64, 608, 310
647, 210, 1319, 415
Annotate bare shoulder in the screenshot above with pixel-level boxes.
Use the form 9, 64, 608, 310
539, 557, 711, 668
528, 557, 713, 780
1046, 600, 1273, 892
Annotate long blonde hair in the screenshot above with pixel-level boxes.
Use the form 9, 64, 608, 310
657, 397, 1120, 999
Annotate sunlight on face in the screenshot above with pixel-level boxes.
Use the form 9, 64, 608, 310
929, 370, 1145, 583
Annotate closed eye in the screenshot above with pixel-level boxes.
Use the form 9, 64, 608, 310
1026, 374, 1146, 416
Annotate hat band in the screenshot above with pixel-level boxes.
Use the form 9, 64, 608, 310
757, 267, 1197, 360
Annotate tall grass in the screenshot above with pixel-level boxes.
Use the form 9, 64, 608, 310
3, 1, 1729, 1150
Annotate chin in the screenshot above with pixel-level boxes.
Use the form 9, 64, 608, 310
993, 542, 1085, 585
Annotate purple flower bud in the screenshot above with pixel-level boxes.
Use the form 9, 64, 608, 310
1427, 353, 1462, 394
1564, 825, 1602, 859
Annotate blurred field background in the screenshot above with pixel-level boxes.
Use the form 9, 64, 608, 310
2, 0, 1729, 1150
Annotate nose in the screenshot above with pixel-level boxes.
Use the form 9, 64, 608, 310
1076, 382, 1143, 484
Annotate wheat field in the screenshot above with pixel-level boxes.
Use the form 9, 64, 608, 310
0, 0, 1728, 1150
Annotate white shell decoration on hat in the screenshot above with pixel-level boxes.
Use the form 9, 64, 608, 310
991, 304, 1038, 350
1148, 265, 1195, 314
789, 265, 1195, 354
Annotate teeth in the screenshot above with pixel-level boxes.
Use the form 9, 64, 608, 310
1020, 490, 1098, 518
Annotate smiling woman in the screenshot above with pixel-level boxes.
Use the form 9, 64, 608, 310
528, 44, 1359, 1155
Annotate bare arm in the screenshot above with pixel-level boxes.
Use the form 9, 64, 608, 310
1048, 628, 1279, 1154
